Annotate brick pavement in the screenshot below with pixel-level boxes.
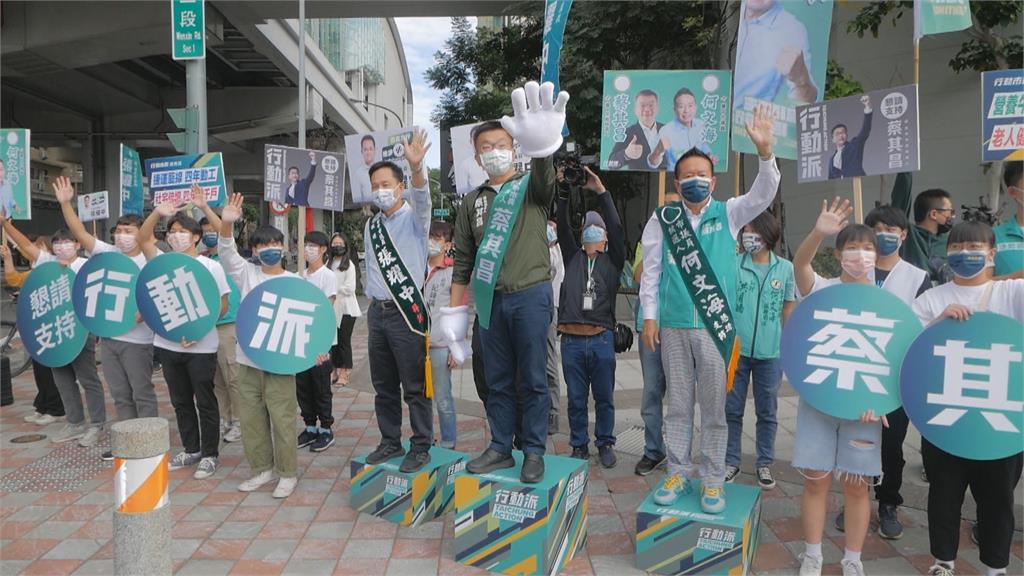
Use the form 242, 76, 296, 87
0, 315, 1021, 576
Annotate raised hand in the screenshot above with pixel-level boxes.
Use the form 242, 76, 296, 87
154, 202, 180, 219
582, 166, 606, 194
648, 137, 668, 167
744, 104, 775, 158
309, 150, 317, 163
624, 135, 642, 161
53, 176, 75, 205
814, 196, 852, 237
221, 193, 244, 224
190, 183, 208, 210
403, 128, 431, 172
500, 81, 569, 158
860, 94, 872, 112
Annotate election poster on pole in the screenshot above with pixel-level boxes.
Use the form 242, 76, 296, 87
981, 69, 1024, 162
77, 191, 109, 223
16, 262, 87, 367
731, 0, 834, 160
599, 70, 732, 173
0, 128, 31, 220
450, 121, 530, 197
344, 127, 419, 204
120, 144, 144, 216
144, 152, 227, 207
264, 145, 346, 211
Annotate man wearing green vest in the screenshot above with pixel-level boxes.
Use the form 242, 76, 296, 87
440, 81, 568, 484
640, 105, 779, 513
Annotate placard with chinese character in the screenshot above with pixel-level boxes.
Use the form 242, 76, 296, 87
144, 152, 226, 207
72, 252, 140, 338
0, 128, 31, 220
780, 283, 921, 419
76, 191, 109, 223
135, 253, 221, 343
600, 70, 732, 173
796, 84, 920, 183
263, 145, 346, 211
344, 127, 420, 205
120, 144, 144, 217
981, 69, 1024, 162
16, 262, 87, 367
901, 312, 1024, 460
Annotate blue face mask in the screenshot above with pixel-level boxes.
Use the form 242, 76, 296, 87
257, 247, 283, 267
201, 233, 218, 248
876, 232, 901, 256
582, 225, 605, 244
679, 176, 712, 203
948, 250, 988, 279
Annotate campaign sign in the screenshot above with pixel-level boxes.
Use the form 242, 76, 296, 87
77, 191, 109, 223
235, 277, 334, 374
120, 144, 144, 216
0, 128, 31, 220
136, 253, 220, 343
16, 262, 87, 367
344, 127, 419, 204
263, 145, 346, 211
981, 69, 1024, 162
72, 252, 140, 338
144, 152, 226, 207
781, 284, 920, 420
901, 312, 1024, 461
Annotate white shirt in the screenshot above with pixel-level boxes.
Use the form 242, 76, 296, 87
34, 251, 87, 274
303, 264, 338, 345
550, 245, 565, 308
913, 279, 1024, 325
89, 240, 156, 345
640, 122, 660, 150
832, 146, 844, 171
330, 261, 362, 321
640, 155, 781, 321
152, 254, 230, 354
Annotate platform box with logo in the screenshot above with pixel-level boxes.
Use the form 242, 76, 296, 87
636, 482, 761, 575
349, 443, 467, 527
454, 453, 588, 575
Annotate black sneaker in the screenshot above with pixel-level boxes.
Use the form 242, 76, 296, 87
100, 450, 114, 462
297, 429, 318, 449
399, 449, 430, 473
598, 445, 617, 469
570, 446, 589, 460
878, 503, 904, 540
725, 465, 740, 483
521, 453, 544, 483
756, 466, 776, 490
310, 430, 334, 452
466, 449, 515, 474
634, 455, 665, 476
835, 507, 845, 532
366, 442, 405, 465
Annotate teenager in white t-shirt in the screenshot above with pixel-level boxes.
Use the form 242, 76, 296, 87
2, 208, 106, 447
911, 221, 1023, 576
297, 231, 337, 453
139, 195, 230, 481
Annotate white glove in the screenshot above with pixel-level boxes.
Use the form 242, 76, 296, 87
500, 81, 569, 158
437, 305, 469, 346
449, 339, 472, 365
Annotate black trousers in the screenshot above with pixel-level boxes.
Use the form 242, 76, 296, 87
159, 349, 220, 458
297, 361, 333, 428
31, 360, 64, 416
922, 439, 1022, 569
331, 315, 357, 369
875, 407, 910, 506
368, 301, 432, 451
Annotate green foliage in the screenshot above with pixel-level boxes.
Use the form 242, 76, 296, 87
812, 249, 840, 278
824, 59, 864, 100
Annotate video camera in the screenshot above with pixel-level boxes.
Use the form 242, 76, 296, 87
961, 196, 996, 225
553, 140, 596, 189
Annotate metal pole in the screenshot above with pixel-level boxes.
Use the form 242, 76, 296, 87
185, 60, 208, 154
297, 0, 306, 273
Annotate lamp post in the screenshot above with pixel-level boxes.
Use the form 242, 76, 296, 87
348, 98, 404, 125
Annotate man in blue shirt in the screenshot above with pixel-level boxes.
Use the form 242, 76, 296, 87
733, 0, 817, 112
649, 88, 715, 169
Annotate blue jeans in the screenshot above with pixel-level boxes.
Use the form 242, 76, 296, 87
428, 348, 457, 448
725, 356, 781, 468
561, 331, 616, 449
639, 341, 666, 461
480, 282, 552, 455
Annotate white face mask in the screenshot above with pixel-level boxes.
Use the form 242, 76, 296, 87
53, 243, 78, 262
840, 249, 876, 279
428, 240, 443, 258
304, 245, 323, 263
372, 188, 397, 211
479, 149, 514, 178
167, 231, 194, 253
114, 234, 137, 253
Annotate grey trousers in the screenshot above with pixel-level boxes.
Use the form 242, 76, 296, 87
661, 327, 727, 487
546, 317, 560, 417
213, 323, 240, 423
52, 335, 106, 427
100, 338, 157, 421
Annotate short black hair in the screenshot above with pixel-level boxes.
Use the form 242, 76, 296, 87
167, 214, 202, 237
304, 230, 329, 247
835, 224, 876, 251
674, 147, 715, 177
1003, 160, 1023, 189
831, 124, 847, 135
361, 134, 376, 147
250, 225, 284, 248
744, 211, 781, 250
114, 214, 143, 229
673, 87, 694, 103
470, 120, 509, 148
288, 166, 299, 174
913, 188, 952, 224
864, 205, 909, 232
51, 229, 78, 244
636, 89, 658, 100
429, 221, 453, 242
947, 221, 995, 248
368, 161, 404, 183
199, 217, 211, 227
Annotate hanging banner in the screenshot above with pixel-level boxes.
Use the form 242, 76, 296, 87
914, 0, 972, 42
77, 191, 109, 223
731, 0, 834, 160
780, 284, 921, 420
540, 0, 573, 93
901, 312, 1023, 460
263, 145, 345, 211
144, 152, 226, 207
450, 121, 531, 196
0, 128, 31, 220
16, 262, 87, 367
981, 69, 1024, 162
72, 252, 140, 338
344, 127, 419, 205
135, 253, 220, 343
120, 144, 144, 217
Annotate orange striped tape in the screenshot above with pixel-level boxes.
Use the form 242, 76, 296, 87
114, 453, 169, 514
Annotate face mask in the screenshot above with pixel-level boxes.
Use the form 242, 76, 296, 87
167, 232, 194, 253
948, 250, 989, 279
428, 241, 443, 257
331, 245, 347, 257
53, 243, 77, 262
372, 188, 397, 211
201, 233, 218, 248
546, 226, 557, 245
840, 249, 876, 279
741, 233, 764, 254
876, 232, 901, 256
114, 234, 138, 253
479, 149, 514, 177
582, 225, 605, 244
679, 176, 712, 204
937, 214, 955, 235
257, 247, 283, 267
304, 246, 323, 263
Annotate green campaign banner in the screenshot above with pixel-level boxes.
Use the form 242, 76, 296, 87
120, 144, 144, 216
0, 128, 31, 220
915, 0, 972, 41
17, 262, 87, 367
600, 70, 732, 173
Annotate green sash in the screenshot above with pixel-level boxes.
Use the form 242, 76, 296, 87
368, 214, 430, 336
471, 174, 531, 329
657, 202, 741, 389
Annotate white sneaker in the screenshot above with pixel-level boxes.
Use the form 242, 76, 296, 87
928, 562, 955, 576
35, 414, 60, 425
272, 477, 297, 498
193, 457, 218, 480
798, 553, 823, 576
223, 423, 242, 443
238, 470, 275, 492
841, 558, 866, 576
23, 411, 44, 423
52, 423, 87, 443
78, 426, 102, 447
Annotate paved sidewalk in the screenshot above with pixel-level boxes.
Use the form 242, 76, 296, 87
0, 315, 1021, 575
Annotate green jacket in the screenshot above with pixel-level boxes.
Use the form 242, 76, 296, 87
734, 252, 795, 360
892, 172, 949, 283
452, 156, 556, 294
994, 217, 1024, 276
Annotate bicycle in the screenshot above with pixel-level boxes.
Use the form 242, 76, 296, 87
1, 318, 31, 378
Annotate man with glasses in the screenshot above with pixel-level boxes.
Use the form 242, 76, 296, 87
893, 182, 956, 284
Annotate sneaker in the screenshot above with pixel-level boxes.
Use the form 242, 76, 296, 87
840, 558, 866, 576
193, 457, 218, 480
223, 423, 242, 443
877, 503, 903, 540
653, 474, 690, 506
51, 423, 87, 444
634, 455, 665, 476
399, 449, 431, 473
970, 522, 979, 545
366, 442, 405, 465
756, 466, 776, 490
928, 561, 956, 576
547, 413, 559, 435
167, 451, 202, 470
100, 450, 115, 461
297, 429, 318, 449
238, 470, 275, 492
310, 430, 334, 452
272, 477, 297, 498
725, 465, 740, 483
78, 426, 102, 447
798, 553, 823, 576
570, 446, 589, 460
700, 485, 726, 514
35, 414, 60, 425
598, 445, 617, 469
23, 411, 44, 423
